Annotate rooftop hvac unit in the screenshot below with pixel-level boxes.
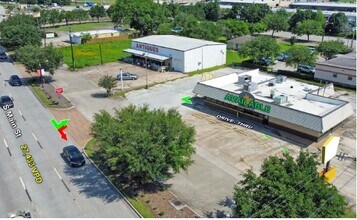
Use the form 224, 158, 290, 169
276, 75, 287, 83
274, 95, 288, 104
243, 82, 258, 92
268, 80, 276, 87
270, 89, 277, 98
238, 74, 252, 85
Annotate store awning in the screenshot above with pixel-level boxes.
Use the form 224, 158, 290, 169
123, 49, 171, 62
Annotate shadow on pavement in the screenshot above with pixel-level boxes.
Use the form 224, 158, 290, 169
62, 154, 123, 203
91, 92, 108, 98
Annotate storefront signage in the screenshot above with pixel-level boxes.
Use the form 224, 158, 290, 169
135, 43, 159, 53
216, 114, 253, 129
224, 92, 271, 113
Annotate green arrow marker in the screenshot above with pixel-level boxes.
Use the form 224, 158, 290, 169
181, 96, 192, 104
51, 118, 70, 130
264, 134, 270, 139
283, 148, 289, 152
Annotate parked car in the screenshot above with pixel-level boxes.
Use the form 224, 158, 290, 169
277, 52, 290, 62
9, 75, 22, 86
297, 65, 315, 74
62, 145, 85, 167
0, 52, 7, 59
259, 58, 276, 66
117, 72, 138, 80
0, 95, 14, 109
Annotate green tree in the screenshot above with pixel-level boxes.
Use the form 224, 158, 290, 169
317, 41, 351, 60
238, 36, 280, 63
325, 13, 349, 35
40, 9, 51, 25
248, 22, 268, 36
233, 151, 347, 218
61, 10, 74, 26
158, 23, 173, 35
16, 44, 63, 75
173, 12, 199, 37
48, 9, 61, 26
289, 9, 325, 30
286, 45, 317, 68
263, 9, 289, 37
1, 25, 41, 48
91, 105, 196, 183
80, 33, 92, 44
293, 19, 324, 42
89, 5, 106, 22
98, 75, 117, 97
178, 2, 205, 21
30, 6, 41, 13
73, 9, 89, 24
0, 13, 36, 29
225, 19, 249, 38
190, 21, 223, 41
230, 3, 271, 23
203, 0, 219, 21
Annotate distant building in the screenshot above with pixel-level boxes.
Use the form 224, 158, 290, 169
314, 52, 356, 89
69, 29, 130, 44
124, 35, 226, 73
219, 0, 293, 9
290, 2, 356, 12
155, 0, 203, 4
226, 35, 254, 50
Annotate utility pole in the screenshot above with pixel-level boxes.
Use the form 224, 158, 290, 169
144, 54, 148, 89
99, 43, 103, 65
69, 27, 75, 71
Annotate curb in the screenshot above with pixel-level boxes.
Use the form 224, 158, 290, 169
82, 149, 143, 218
28, 85, 47, 108
168, 190, 202, 218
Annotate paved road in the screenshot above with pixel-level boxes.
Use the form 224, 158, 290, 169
0, 60, 139, 218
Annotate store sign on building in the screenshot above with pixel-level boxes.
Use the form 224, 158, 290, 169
224, 92, 271, 113
135, 43, 159, 53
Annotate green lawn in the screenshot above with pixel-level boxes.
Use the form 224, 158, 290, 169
29, 84, 57, 108
61, 39, 131, 68
279, 42, 292, 52
84, 138, 155, 218
47, 22, 114, 32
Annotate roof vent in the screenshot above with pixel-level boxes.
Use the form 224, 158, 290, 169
238, 74, 252, 85
268, 80, 276, 87
276, 75, 287, 83
243, 82, 258, 92
270, 89, 277, 98
274, 95, 288, 104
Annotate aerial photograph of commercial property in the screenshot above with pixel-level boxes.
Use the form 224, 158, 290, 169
0, 0, 355, 218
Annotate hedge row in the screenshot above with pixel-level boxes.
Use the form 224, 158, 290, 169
276, 69, 314, 80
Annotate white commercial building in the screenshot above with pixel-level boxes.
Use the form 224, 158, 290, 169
124, 35, 226, 73
69, 29, 128, 44
193, 69, 353, 141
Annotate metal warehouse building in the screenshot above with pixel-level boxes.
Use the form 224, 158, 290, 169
124, 35, 226, 73
193, 69, 353, 141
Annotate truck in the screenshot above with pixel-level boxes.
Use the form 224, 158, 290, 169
86, 1, 94, 6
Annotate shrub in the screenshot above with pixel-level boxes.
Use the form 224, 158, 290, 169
290, 36, 297, 45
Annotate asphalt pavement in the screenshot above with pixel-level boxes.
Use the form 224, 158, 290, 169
0, 59, 139, 218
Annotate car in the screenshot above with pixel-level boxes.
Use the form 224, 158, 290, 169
117, 72, 138, 80
308, 47, 317, 54
297, 64, 315, 74
277, 52, 290, 62
0, 52, 7, 59
0, 95, 14, 109
62, 145, 85, 167
9, 75, 22, 86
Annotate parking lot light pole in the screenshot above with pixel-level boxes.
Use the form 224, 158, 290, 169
120, 69, 124, 91
142, 53, 148, 89
69, 27, 75, 71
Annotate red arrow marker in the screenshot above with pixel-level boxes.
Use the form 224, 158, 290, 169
58, 126, 68, 141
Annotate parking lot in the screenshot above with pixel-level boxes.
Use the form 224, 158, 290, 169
52, 64, 356, 216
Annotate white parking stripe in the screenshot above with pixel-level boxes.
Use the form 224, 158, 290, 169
19, 177, 26, 190
53, 168, 62, 180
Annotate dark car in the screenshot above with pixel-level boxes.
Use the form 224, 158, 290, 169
9, 75, 22, 86
277, 52, 290, 62
63, 145, 85, 167
117, 72, 138, 80
259, 58, 271, 66
0, 52, 7, 59
0, 95, 14, 109
297, 64, 315, 74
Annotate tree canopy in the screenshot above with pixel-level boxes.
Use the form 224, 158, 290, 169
89, 5, 107, 22
97, 75, 117, 97
91, 105, 196, 183
225, 19, 250, 38
16, 44, 63, 75
238, 36, 280, 63
289, 9, 325, 30
317, 41, 351, 60
263, 9, 290, 37
230, 3, 271, 23
233, 151, 347, 218
293, 19, 324, 42
325, 13, 349, 35
1, 24, 41, 48
286, 45, 317, 68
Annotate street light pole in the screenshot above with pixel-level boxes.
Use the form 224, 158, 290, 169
145, 55, 148, 89
69, 27, 75, 71
120, 69, 123, 91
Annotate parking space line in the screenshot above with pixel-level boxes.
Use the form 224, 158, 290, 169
3, 138, 11, 156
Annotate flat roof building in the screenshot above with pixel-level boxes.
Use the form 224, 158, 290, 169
315, 52, 356, 88
69, 29, 129, 44
193, 69, 353, 141
124, 35, 226, 73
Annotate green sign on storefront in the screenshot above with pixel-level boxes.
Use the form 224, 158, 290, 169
224, 92, 271, 113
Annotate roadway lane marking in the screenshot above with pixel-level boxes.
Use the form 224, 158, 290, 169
3, 80, 6, 86
32, 133, 43, 149
54, 167, 71, 192
3, 138, 11, 156
18, 109, 26, 121
19, 177, 32, 202
9, 93, 13, 100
